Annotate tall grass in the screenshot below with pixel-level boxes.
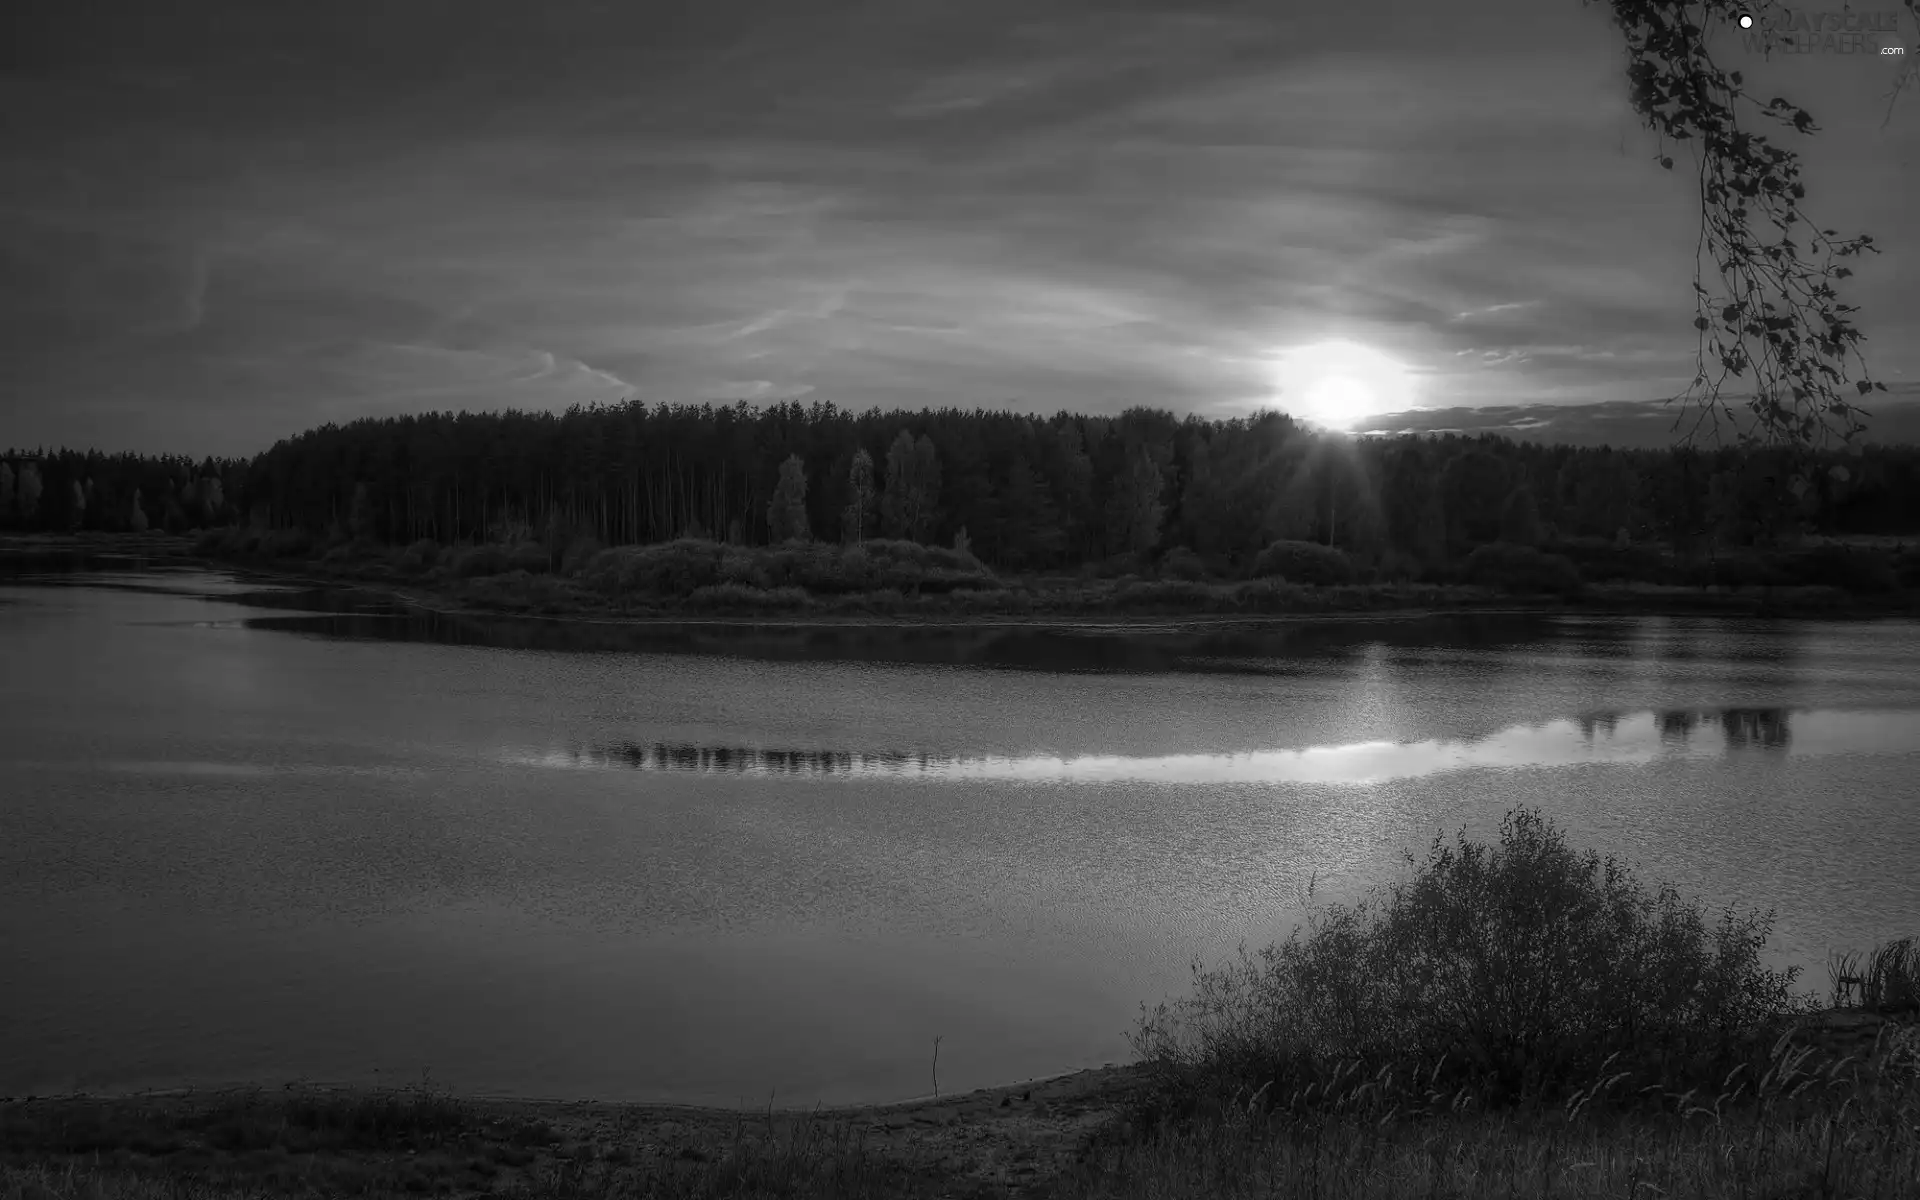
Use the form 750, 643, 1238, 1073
1830, 936, 1920, 1012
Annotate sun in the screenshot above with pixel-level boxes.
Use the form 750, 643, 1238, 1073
1272, 339, 1416, 431
1304, 375, 1375, 429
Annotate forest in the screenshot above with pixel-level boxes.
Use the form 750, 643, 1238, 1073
5, 399, 1920, 605
3, 399, 1920, 618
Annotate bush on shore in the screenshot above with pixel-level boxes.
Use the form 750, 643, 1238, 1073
1156, 546, 1209, 582
1248, 540, 1356, 587
1462, 542, 1585, 595
1127, 807, 1827, 1133
1544, 536, 1674, 584
180, 527, 1918, 617
394, 538, 441, 573
577, 538, 998, 601
449, 543, 509, 578
686, 583, 814, 612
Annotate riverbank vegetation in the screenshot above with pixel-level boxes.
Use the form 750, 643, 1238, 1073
6, 808, 1914, 1199
207, 525, 1920, 619
9, 401, 1920, 620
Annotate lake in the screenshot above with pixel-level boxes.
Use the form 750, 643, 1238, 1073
2, 567, 1916, 1106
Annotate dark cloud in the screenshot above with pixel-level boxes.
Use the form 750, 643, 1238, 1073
1358, 386, 1920, 449
3, 0, 1916, 455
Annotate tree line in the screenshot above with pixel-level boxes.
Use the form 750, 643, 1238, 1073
5, 399, 1920, 569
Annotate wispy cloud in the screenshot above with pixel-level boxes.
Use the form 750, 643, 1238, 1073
3, 0, 1914, 455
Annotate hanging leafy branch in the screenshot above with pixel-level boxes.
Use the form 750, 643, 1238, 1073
1886, 0, 1920, 125
1589, 0, 1903, 467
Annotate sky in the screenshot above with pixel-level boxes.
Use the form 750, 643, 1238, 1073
3, 0, 1918, 458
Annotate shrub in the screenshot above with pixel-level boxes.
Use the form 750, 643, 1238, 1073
1777, 544, 1897, 594
1130, 808, 1820, 1123
1112, 579, 1230, 611
256, 528, 312, 559
1364, 549, 1416, 584
450, 543, 510, 578
1094, 552, 1147, 579
1232, 578, 1315, 612
578, 540, 726, 596
322, 537, 383, 565
685, 583, 811, 612
505, 542, 550, 574
396, 538, 441, 573
1895, 546, 1920, 589
1545, 537, 1673, 584
835, 587, 906, 613
758, 544, 807, 588
1249, 540, 1355, 586
717, 550, 774, 589
1462, 543, 1583, 595
951, 587, 1030, 613
1158, 546, 1207, 582
837, 544, 874, 590
569, 538, 997, 600
558, 535, 603, 578
1710, 554, 1782, 590
1759, 584, 1853, 614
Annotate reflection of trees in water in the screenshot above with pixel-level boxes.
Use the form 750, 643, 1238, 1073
1577, 707, 1792, 751
568, 702, 1802, 779
575, 741, 951, 776
1648, 707, 1792, 750
1574, 713, 1621, 740
239, 604, 1572, 676
1657, 710, 1702, 743
1716, 707, 1792, 749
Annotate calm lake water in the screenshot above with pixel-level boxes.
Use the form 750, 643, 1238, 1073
3, 567, 1917, 1105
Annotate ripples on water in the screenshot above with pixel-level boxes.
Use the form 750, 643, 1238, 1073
4, 571, 1919, 1108
508, 706, 1917, 784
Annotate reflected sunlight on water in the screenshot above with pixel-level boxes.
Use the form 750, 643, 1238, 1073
503, 706, 1920, 786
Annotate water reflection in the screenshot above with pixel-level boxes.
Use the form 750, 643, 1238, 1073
506, 706, 1917, 786
240, 609, 1571, 673
1720, 707, 1792, 749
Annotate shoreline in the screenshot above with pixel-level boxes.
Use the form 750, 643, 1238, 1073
2, 1008, 1897, 1199
5, 532, 1916, 626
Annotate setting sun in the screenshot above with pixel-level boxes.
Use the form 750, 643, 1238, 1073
1273, 339, 1416, 431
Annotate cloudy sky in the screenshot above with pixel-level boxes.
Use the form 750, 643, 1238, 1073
3, 0, 1917, 457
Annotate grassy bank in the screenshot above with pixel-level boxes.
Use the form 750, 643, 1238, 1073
6, 809, 1916, 1199
168, 529, 1920, 623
